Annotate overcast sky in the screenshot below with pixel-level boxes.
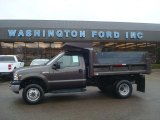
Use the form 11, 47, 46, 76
0, 0, 160, 23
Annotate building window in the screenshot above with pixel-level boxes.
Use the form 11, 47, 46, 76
39, 42, 51, 58
25, 42, 39, 66
115, 42, 126, 51
14, 42, 25, 60
51, 42, 63, 57
102, 42, 117, 51
155, 42, 160, 64
146, 42, 157, 63
0, 42, 14, 55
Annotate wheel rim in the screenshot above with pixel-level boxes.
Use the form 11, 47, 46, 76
119, 83, 130, 96
27, 88, 40, 102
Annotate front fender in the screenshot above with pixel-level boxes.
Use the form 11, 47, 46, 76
20, 73, 49, 90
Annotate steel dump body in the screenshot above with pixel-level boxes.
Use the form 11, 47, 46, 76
63, 43, 151, 78
93, 52, 151, 76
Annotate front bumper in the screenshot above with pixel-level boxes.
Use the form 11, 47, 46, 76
10, 80, 21, 94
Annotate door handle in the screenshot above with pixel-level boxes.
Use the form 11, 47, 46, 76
79, 69, 83, 73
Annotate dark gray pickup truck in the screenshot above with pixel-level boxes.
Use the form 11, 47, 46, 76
10, 43, 151, 104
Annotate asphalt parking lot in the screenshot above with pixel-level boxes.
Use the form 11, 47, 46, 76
0, 70, 160, 120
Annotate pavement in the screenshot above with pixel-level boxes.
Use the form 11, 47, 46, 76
0, 70, 160, 120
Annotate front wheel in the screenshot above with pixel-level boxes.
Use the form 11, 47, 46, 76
115, 80, 132, 99
22, 84, 44, 104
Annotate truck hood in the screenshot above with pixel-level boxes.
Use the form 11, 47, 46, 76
14, 65, 49, 74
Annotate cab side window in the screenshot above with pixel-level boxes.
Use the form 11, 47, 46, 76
58, 55, 79, 69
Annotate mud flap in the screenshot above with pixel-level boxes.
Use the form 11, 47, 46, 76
136, 75, 145, 92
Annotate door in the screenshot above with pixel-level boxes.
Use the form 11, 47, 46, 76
49, 54, 86, 90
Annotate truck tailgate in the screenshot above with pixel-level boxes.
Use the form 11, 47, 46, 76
0, 63, 15, 72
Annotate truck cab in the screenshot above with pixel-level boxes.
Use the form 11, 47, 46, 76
47, 52, 86, 90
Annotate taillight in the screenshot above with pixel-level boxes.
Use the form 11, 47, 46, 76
8, 64, 12, 70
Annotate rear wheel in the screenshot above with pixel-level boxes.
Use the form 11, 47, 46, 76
115, 80, 132, 98
22, 84, 44, 104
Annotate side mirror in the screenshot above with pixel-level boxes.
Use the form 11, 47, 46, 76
52, 62, 60, 69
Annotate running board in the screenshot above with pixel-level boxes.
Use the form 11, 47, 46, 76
50, 88, 86, 94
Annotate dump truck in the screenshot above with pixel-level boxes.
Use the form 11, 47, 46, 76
10, 43, 151, 104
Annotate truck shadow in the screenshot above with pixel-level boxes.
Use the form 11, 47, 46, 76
13, 92, 143, 108
44, 90, 123, 103
12, 88, 144, 106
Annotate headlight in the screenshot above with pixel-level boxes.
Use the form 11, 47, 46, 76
14, 73, 22, 80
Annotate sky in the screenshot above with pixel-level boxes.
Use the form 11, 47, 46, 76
0, 0, 160, 24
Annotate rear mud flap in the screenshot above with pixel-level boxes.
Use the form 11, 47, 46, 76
136, 75, 145, 92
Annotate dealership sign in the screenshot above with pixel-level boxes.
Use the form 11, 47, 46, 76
7, 29, 143, 40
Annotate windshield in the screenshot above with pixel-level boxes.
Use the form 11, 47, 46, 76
0, 56, 15, 62
30, 59, 49, 66
46, 52, 64, 65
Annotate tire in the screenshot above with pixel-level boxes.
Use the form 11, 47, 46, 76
22, 84, 44, 105
98, 85, 106, 93
115, 80, 132, 99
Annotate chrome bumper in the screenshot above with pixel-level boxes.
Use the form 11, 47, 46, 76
10, 85, 20, 94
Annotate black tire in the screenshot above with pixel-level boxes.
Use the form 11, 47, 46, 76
22, 84, 44, 105
115, 80, 132, 99
98, 85, 106, 93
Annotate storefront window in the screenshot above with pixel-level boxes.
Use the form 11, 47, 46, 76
51, 42, 63, 57
0, 42, 14, 55
146, 42, 157, 63
93, 42, 101, 52
125, 42, 137, 51
102, 42, 117, 51
115, 42, 126, 51
39, 42, 51, 59
156, 42, 160, 63
0, 40, 159, 65
14, 42, 25, 60
136, 42, 147, 51
95, 42, 139, 52
26, 42, 39, 66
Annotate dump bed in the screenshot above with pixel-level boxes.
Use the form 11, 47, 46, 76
93, 52, 151, 76
62, 43, 151, 77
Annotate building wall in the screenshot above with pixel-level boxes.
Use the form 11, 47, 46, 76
0, 20, 160, 65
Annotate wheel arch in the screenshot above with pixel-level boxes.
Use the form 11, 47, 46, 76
20, 76, 48, 92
